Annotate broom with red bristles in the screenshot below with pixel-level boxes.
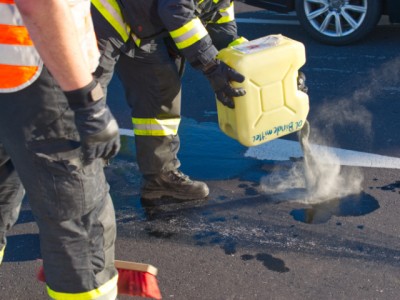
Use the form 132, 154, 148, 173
37, 260, 162, 299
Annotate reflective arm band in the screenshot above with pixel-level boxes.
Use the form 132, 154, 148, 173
132, 117, 181, 136
170, 18, 208, 50
213, 2, 235, 24
228, 36, 248, 47
91, 0, 130, 42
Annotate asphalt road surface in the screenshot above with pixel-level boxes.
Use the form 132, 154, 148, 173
1, 5, 400, 300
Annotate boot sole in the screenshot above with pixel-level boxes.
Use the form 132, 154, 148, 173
141, 187, 209, 200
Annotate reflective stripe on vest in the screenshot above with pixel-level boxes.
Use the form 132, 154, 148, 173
46, 274, 118, 300
0, 0, 42, 93
132, 117, 181, 136
0, 0, 100, 93
91, 0, 130, 42
169, 17, 208, 50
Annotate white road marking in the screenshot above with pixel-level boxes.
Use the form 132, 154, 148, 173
245, 138, 400, 169
119, 128, 134, 137
119, 128, 400, 169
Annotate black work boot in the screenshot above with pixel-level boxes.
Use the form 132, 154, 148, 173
141, 170, 209, 200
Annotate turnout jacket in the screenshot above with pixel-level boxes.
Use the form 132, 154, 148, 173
92, 0, 244, 69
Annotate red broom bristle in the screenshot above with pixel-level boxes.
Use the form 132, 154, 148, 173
37, 265, 45, 282
117, 268, 162, 299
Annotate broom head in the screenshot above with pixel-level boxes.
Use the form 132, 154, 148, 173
37, 260, 162, 299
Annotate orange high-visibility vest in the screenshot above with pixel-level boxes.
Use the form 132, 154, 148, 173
0, 0, 100, 93
0, 0, 43, 93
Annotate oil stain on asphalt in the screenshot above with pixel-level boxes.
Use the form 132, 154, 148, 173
290, 192, 380, 224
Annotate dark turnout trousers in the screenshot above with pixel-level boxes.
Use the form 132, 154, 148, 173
0, 68, 117, 299
93, 34, 183, 176
116, 40, 183, 175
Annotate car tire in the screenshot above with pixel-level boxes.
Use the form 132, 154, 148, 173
295, 0, 383, 45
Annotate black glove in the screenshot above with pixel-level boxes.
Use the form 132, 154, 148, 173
203, 59, 246, 109
297, 71, 308, 94
64, 80, 120, 165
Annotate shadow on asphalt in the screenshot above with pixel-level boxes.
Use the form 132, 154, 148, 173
3, 233, 41, 262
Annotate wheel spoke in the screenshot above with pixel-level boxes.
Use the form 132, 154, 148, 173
307, 6, 329, 20
305, 0, 329, 4
341, 10, 359, 29
343, 4, 367, 14
319, 12, 335, 32
302, 0, 370, 39
334, 13, 343, 36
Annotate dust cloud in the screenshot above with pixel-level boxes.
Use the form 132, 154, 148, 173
312, 56, 400, 143
260, 125, 364, 204
260, 56, 400, 204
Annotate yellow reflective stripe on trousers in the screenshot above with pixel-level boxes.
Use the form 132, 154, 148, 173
169, 18, 208, 50
91, 0, 130, 42
47, 274, 118, 300
132, 117, 181, 136
0, 246, 4, 265
214, 2, 235, 24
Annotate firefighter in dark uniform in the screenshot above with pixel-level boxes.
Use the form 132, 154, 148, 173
0, 0, 120, 298
91, 0, 247, 200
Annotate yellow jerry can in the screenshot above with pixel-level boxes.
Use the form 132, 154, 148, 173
216, 34, 309, 147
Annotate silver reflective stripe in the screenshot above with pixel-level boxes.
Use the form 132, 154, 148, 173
0, 3, 24, 26
0, 1, 43, 93
170, 18, 208, 49
172, 25, 200, 44
132, 118, 181, 136
0, 44, 41, 66
90, 285, 117, 300
133, 123, 179, 136
215, 2, 235, 24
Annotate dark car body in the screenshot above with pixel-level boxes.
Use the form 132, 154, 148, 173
240, 0, 295, 13
239, 0, 400, 44
241, 0, 400, 21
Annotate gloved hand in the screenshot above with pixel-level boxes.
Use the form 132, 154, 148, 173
297, 71, 308, 94
64, 80, 120, 165
203, 59, 246, 109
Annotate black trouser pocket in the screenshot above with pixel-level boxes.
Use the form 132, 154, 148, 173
29, 138, 108, 220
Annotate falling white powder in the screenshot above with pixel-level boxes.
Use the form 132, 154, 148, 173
260, 55, 400, 203
260, 122, 363, 204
